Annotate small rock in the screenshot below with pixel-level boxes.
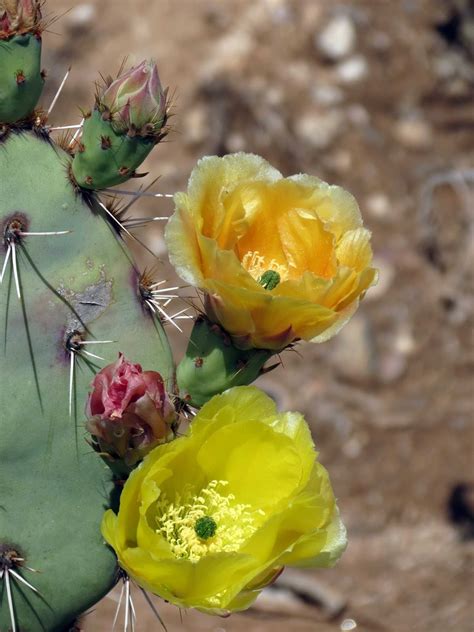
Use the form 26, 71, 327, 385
378, 350, 408, 384
285, 61, 312, 85
435, 53, 460, 81
226, 133, 246, 152
365, 192, 390, 219
343, 435, 365, 459
277, 569, 347, 617
147, 232, 167, 258
252, 587, 315, 618
316, 14, 356, 61
394, 117, 432, 150
393, 327, 416, 355
365, 255, 395, 301
182, 105, 209, 147
295, 109, 345, 150
201, 30, 253, 78
269, 0, 293, 25
311, 83, 344, 106
377, 323, 415, 384
265, 86, 284, 106
331, 313, 377, 382
65, 4, 96, 31
336, 55, 368, 83
325, 149, 352, 173
346, 104, 370, 126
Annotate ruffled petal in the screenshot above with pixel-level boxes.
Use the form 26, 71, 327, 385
336, 227, 373, 271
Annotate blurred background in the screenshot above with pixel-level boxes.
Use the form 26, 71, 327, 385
42, 0, 473, 630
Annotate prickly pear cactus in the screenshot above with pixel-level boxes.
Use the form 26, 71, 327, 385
1, 2, 377, 630
0, 2, 173, 630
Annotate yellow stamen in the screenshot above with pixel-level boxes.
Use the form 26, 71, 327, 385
155, 480, 264, 563
241, 250, 288, 283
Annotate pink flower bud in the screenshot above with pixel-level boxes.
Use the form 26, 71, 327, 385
86, 353, 177, 466
100, 60, 168, 134
0, 0, 41, 36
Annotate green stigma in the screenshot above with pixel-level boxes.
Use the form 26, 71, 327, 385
259, 270, 281, 291
194, 515, 217, 540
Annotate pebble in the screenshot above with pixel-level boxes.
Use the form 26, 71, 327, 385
365, 256, 395, 301
378, 350, 408, 384
377, 324, 415, 384
311, 83, 345, 106
295, 110, 344, 150
343, 435, 365, 459
65, 3, 96, 31
182, 106, 209, 147
226, 132, 246, 152
325, 149, 352, 173
394, 118, 432, 150
316, 14, 356, 61
393, 327, 416, 355
147, 232, 167, 258
365, 192, 390, 219
336, 55, 368, 83
346, 104, 370, 126
201, 31, 253, 78
285, 61, 312, 85
331, 313, 377, 382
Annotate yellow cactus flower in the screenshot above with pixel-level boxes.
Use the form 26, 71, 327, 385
102, 386, 346, 614
165, 153, 377, 349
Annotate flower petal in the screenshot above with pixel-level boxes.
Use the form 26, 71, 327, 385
289, 174, 363, 239
336, 227, 373, 271
195, 385, 278, 427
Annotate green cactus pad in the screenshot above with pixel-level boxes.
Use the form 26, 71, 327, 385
0, 132, 174, 631
0, 34, 44, 124
71, 110, 155, 190
177, 317, 273, 407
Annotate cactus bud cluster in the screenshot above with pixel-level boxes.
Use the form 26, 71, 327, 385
71, 60, 169, 190
0, 0, 42, 39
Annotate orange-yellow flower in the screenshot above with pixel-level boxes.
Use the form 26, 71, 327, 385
166, 153, 377, 350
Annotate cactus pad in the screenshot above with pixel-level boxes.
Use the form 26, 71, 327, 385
71, 110, 156, 190
0, 34, 44, 123
0, 131, 174, 630
177, 317, 273, 407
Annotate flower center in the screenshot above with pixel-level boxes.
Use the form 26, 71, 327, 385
241, 250, 288, 284
194, 515, 217, 540
155, 480, 264, 563
259, 270, 281, 290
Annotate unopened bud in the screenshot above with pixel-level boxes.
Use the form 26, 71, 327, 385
100, 60, 167, 136
86, 353, 177, 468
0, 0, 42, 38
